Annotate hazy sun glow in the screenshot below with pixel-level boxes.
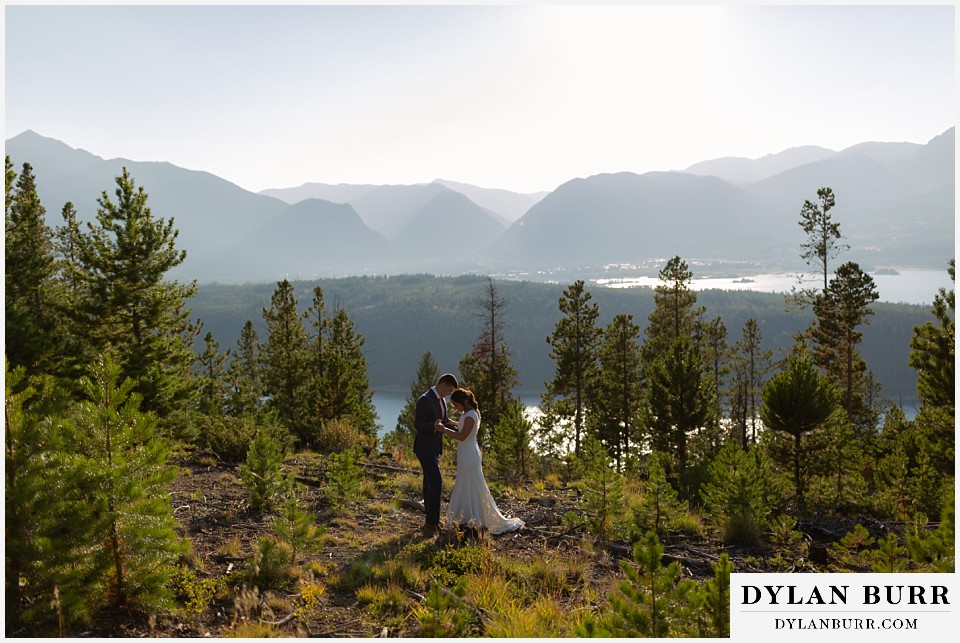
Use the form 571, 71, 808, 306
4, 4, 954, 194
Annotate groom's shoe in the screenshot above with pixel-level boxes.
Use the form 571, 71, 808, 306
421, 522, 441, 536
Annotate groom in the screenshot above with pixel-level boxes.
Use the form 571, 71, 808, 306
414, 373, 458, 533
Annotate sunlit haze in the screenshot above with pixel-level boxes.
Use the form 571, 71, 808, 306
4, 4, 955, 194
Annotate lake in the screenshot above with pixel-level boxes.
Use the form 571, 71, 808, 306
594, 269, 952, 306
372, 388, 918, 440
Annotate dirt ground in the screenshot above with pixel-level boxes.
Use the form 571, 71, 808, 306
77, 449, 813, 638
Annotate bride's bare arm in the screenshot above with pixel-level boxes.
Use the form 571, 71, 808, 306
442, 415, 474, 442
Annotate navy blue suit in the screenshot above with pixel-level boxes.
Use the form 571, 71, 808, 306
414, 388, 448, 525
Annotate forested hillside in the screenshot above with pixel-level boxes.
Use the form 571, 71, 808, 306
189, 275, 932, 410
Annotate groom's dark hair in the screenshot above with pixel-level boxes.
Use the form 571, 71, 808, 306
437, 373, 458, 388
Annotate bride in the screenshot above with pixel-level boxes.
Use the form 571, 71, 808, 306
435, 388, 523, 535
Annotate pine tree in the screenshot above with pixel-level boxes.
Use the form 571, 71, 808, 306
394, 352, 441, 448
642, 256, 703, 364
646, 337, 712, 489
701, 316, 729, 437
606, 530, 680, 637
760, 345, 841, 511
812, 261, 879, 424
909, 258, 955, 410
261, 279, 309, 441
701, 441, 770, 546
60, 168, 198, 418
632, 452, 685, 539
5, 363, 100, 634
731, 318, 772, 448
458, 277, 519, 445
272, 479, 326, 564
592, 313, 644, 470
65, 355, 184, 610
5, 162, 62, 375
196, 331, 229, 416
488, 399, 535, 482
225, 320, 263, 417
568, 436, 626, 541
797, 186, 847, 300
324, 307, 378, 439
544, 280, 602, 456
238, 428, 290, 512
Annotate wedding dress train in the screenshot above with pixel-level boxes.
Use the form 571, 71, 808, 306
444, 409, 523, 535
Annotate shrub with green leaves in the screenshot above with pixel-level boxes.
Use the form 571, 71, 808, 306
199, 411, 293, 464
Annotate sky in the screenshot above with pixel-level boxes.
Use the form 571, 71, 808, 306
4, 3, 956, 195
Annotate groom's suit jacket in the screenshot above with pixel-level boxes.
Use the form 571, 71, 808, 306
413, 388, 448, 456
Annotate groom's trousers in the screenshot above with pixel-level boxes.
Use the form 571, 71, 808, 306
417, 451, 442, 525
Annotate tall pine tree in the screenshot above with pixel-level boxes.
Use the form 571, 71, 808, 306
261, 279, 309, 441
543, 280, 602, 456
59, 167, 198, 419
5, 161, 61, 375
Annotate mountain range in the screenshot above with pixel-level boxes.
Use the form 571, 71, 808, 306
5, 128, 953, 283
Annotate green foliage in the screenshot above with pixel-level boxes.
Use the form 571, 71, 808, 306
261, 279, 310, 440
569, 436, 626, 541
171, 566, 225, 619
592, 313, 644, 471
701, 442, 771, 546
395, 351, 441, 445
458, 277, 520, 446
909, 258, 954, 409
647, 337, 713, 487
5, 161, 61, 376
224, 320, 263, 416
272, 480, 326, 564
488, 398, 536, 482
66, 355, 185, 611
828, 524, 875, 570
544, 279, 602, 456
238, 428, 290, 512
630, 452, 686, 539
578, 530, 678, 637
414, 578, 476, 638
420, 544, 488, 587
60, 167, 198, 418
315, 417, 371, 454
248, 536, 294, 589
761, 344, 841, 511
812, 261, 879, 425
871, 533, 908, 572
325, 446, 364, 514
5, 364, 99, 634
195, 331, 229, 416
798, 186, 846, 297
905, 497, 955, 572
198, 411, 294, 464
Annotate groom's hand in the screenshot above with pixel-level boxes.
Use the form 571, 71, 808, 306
434, 419, 444, 432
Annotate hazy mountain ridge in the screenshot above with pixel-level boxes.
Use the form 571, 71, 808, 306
5, 128, 953, 283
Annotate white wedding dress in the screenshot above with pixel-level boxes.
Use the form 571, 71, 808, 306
445, 410, 523, 535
